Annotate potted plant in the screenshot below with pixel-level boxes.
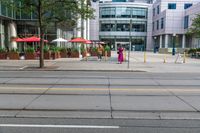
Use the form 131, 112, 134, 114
8, 48, 20, 60
81, 46, 87, 58
188, 48, 197, 58
51, 46, 60, 59
104, 45, 111, 57
0, 48, 7, 60
71, 47, 79, 58
91, 47, 98, 56
60, 47, 67, 58
25, 47, 36, 60
44, 46, 51, 60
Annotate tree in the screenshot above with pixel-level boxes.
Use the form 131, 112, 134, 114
187, 14, 200, 37
2, 0, 94, 68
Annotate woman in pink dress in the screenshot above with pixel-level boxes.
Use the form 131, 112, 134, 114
118, 45, 124, 64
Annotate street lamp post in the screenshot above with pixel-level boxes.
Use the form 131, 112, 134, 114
154, 36, 157, 53
172, 33, 176, 56
128, 19, 132, 69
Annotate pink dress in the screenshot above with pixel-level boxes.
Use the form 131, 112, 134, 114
118, 48, 123, 63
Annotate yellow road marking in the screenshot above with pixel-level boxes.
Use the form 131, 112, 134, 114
0, 87, 200, 92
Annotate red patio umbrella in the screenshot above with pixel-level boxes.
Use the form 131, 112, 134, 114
23, 36, 48, 43
15, 38, 24, 42
69, 38, 87, 43
85, 40, 92, 44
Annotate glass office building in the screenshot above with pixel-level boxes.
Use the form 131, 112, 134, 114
99, 2, 149, 51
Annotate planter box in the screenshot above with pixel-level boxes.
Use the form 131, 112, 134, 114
25, 53, 36, 60
71, 52, 79, 58
60, 51, 67, 58
81, 51, 87, 58
91, 51, 98, 56
0, 53, 7, 60
44, 52, 51, 60
8, 52, 20, 60
51, 52, 60, 60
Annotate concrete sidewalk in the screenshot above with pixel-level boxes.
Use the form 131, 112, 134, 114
0, 51, 200, 72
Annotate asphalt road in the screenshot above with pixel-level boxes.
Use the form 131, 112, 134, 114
0, 71, 200, 133
0, 118, 200, 133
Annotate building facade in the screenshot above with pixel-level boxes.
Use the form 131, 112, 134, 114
91, 0, 200, 52
152, 0, 200, 53
91, 0, 153, 51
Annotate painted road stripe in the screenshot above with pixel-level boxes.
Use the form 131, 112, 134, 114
0, 87, 199, 92
0, 124, 119, 129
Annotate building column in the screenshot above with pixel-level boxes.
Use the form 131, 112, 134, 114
159, 35, 162, 48
9, 22, 17, 49
165, 34, 168, 48
182, 34, 186, 48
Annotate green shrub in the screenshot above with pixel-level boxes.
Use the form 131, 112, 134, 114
50, 46, 59, 53
188, 49, 197, 54
25, 47, 35, 53
43, 46, 49, 53
80, 46, 86, 53
92, 47, 97, 52
104, 45, 111, 52
60, 47, 67, 52
0, 48, 6, 53
196, 48, 200, 52
71, 47, 79, 53
11, 48, 18, 53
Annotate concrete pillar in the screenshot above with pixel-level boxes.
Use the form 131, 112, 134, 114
0, 20, 5, 48
9, 22, 17, 49
182, 34, 186, 48
159, 35, 162, 48
165, 34, 168, 48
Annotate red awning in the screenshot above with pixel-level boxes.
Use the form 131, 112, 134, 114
85, 40, 92, 44
69, 38, 87, 43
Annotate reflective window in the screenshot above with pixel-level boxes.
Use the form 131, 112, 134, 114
116, 23, 130, 31
157, 20, 159, 30
132, 8, 147, 19
153, 8, 155, 16
116, 7, 131, 18
100, 7, 115, 18
184, 16, 189, 29
100, 7, 147, 19
168, 3, 176, 9
132, 21, 146, 32
157, 5, 159, 14
184, 3, 192, 9
101, 23, 116, 31
161, 18, 164, 29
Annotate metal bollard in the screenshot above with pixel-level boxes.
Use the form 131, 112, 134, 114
164, 54, 166, 63
144, 52, 146, 63
183, 52, 186, 63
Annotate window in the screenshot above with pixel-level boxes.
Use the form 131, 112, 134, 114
157, 20, 159, 30
116, 23, 130, 31
153, 8, 155, 16
157, 5, 160, 14
161, 18, 164, 29
132, 8, 147, 19
132, 21, 146, 32
168, 3, 176, 9
100, 7, 115, 18
184, 3, 192, 9
112, 0, 126, 2
153, 22, 154, 31
116, 7, 131, 18
184, 16, 189, 29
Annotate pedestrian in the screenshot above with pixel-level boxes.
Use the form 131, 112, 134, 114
118, 45, 124, 64
97, 44, 104, 61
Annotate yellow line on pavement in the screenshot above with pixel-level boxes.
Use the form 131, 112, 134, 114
0, 87, 200, 92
